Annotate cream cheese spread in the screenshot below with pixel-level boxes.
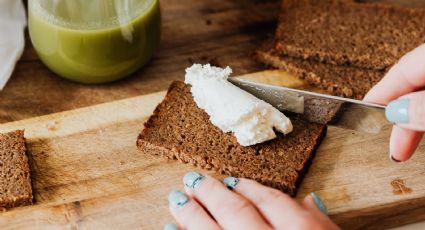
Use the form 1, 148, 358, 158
185, 64, 293, 146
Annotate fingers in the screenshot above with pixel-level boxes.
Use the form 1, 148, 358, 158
302, 194, 340, 230
302, 192, 327, 216
302, 193, 330, 222
389, 126, 424, 162
168, 190, 221, 230
224, 177, 341, 230
385, 91, 425, 131
384, 91, 425, 161
364, 44, 425, 104
163, 223, 179, 230
182, 172, 271, 230
223, 177, 305, 227
168, 173, 340, 230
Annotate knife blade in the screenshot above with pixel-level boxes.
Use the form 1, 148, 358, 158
229, 77, 389, 134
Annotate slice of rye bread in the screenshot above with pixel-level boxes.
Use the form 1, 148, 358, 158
255, 42, 385, 100
295, 96, 344, 125
0, 130, 33, 209
137, 81, 327, 196
275, 0, 425, 70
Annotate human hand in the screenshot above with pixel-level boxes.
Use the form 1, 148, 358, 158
364, 44, 425, 162
164, 172, 340, 230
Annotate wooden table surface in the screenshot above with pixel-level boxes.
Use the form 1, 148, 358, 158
1, 0, 425, 124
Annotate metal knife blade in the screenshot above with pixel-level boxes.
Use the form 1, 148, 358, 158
229, 77, 389, 134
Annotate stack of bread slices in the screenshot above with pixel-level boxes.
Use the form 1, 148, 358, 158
255, 0, 425, 99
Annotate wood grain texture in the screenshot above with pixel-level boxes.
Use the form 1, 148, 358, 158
0, 70, 424, 229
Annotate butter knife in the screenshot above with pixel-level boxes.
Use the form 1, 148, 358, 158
229, 77, 389, 134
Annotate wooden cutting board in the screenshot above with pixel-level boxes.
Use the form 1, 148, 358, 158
0, 70, 424, 230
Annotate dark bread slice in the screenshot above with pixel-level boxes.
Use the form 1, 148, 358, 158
255, 42, 385, 100
137, 81, 327, 196
295, 96, 344, 125
275, 0, 425, 70
0, 130, 33, 209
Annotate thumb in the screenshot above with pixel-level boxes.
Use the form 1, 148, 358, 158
385, 90, 425, 131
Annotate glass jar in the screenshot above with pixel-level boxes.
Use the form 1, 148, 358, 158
28, 0, 161, 83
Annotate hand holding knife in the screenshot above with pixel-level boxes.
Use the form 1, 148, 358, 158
364, 44, 425, 163
232, 45, 425, 163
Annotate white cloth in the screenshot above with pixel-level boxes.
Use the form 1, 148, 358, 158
0, 0, 26, 90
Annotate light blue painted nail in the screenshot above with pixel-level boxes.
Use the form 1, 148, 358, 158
385, 99, 410, 124
183, 171, 205, 189
163, 223, 178, 230
223, 177, 240, 189
311, 192, 328, 215
168, 190, 189, 208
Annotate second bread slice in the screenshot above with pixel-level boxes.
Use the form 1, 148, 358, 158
275, 0, 425, 70
255, 42, 384, 100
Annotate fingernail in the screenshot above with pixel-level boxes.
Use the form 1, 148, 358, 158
311, 192, 328, 215
385, 99, 410, 124
223, 177, 240, 189
164, 223, 178, 230
390, 154, 402, 163
183, 171, 205, 189
168, 190, 189, 208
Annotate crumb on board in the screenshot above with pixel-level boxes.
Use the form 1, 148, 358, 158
46, 120, 60, 132
391, 179, 412, 195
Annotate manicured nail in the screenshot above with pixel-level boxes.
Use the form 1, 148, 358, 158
390, 154, 402, 163
163, 223, 178, 230
311, 192, 328, 215
183, 172, 205, 189
385, 99, 410, 124
223, 177, 240, 189
168, 190, 189, 208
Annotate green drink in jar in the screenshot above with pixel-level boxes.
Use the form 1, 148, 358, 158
28, 0, 161, 83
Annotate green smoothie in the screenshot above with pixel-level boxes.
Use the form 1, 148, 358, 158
28, 0, 160, 83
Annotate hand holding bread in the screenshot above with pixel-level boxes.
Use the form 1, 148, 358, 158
165, 172, 340, 230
